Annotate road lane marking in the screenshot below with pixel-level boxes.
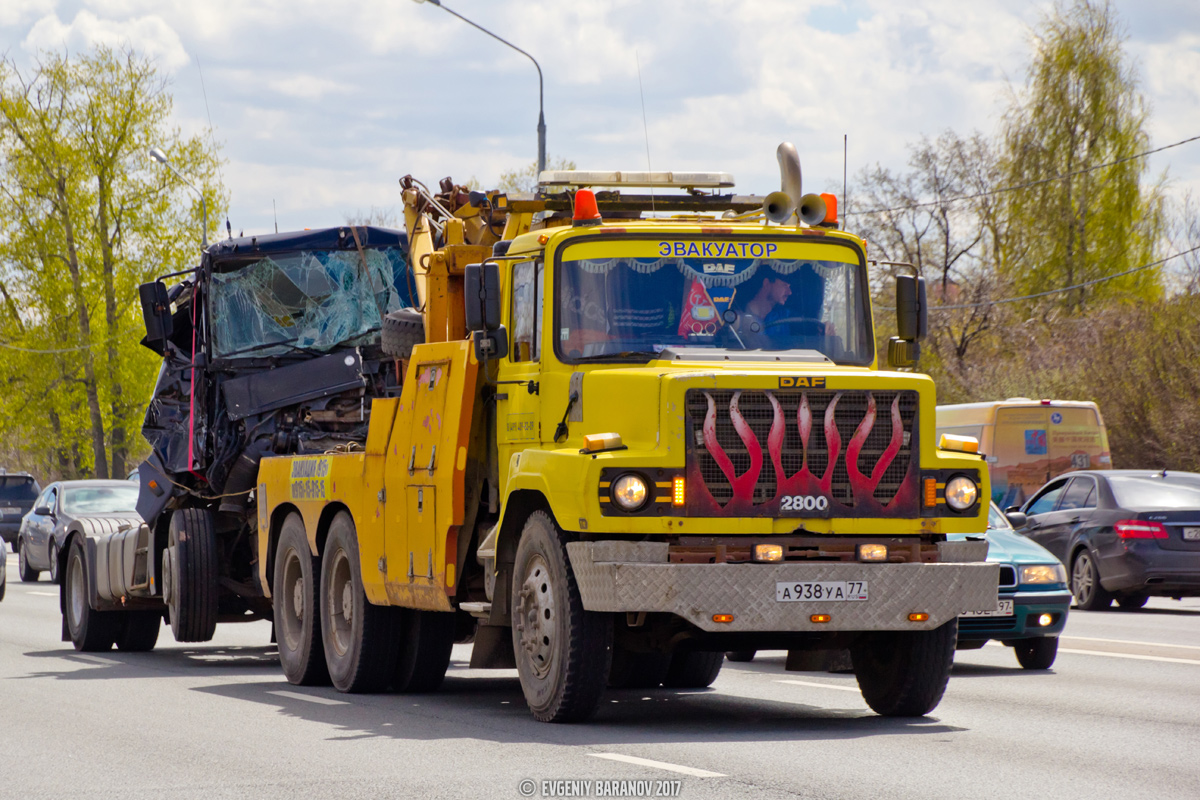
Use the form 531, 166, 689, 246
776, 679, 861, 693
1058, 648, 1200, 666
66, 654, 121, 665
1063, 636, 1200, 651
29, 591, 57, 596
267, 690, 350, 706
589, 753, 725, 778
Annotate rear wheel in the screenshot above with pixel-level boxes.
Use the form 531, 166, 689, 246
1014, 636, 1058, 670
512, 511, 612, 722
608, 647, 672, 689
64, 538, 118, 652
1071, 550, 1112, 611
164, 508, 219, 642
320, 512, 399, 693
663, 651, 724, 688
274, 514, 329, 686
115, 611, 162, 652
1117, 593, 1149, 610
392, 609, 456, 692
725, 650, 758, 663
851, 619, 957, 717
18, 538, 40, 582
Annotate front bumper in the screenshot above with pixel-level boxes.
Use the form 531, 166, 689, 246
566, 540, 998, 633
956, 589, 1071, 642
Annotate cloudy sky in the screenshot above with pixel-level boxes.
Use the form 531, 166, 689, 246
4, 0, 1198, 238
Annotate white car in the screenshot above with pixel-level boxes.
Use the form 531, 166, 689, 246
1, 538, 7, 601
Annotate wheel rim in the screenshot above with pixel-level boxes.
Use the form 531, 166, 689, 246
67, 553, 85, 633
515, 553, 556, 679
18, 542, 26, 576
49, 544, 58, 581
326, 548, 353, 657
279, 547, 305, 651
1072, 554, 1094, 604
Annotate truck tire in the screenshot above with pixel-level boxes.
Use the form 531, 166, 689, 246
392, 609, 455, 693
851, 619, 957, 717
663, 651, 724, 688
608, 647, 671, 689
1071, 550, 1112, 611
164, 508, 219, 642
116, 611, 162, 652
274, 514, 330, 686
64, 538, 118, 651
511, 510, 613, 722
725, 650, 757, 663
18, 538, 40, 582
1014, 636, 1058, 670
381, 308, 424, 359
320, 511, 400, 693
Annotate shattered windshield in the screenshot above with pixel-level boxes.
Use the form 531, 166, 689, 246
210, 246, 408, 359
555, 237, 870, 363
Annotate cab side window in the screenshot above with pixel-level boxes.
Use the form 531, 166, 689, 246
1058, 477, 1096, 511
1025, 480, 1068, 515
511, 260, 543, 362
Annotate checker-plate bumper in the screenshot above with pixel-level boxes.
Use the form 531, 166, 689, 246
566, 541, 998, 633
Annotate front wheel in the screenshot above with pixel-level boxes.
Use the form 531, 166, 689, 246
1071, 550, 1113, 611
511, 511, 612, 722
851, 619, 957, 717
18, 538, 40, 582
64, 538, 118, 651
48, 541, 60, 584
1014, 636, 1058, 670
164, 509, 219, 641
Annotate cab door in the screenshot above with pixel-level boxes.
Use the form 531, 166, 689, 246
496, 259, 544, 484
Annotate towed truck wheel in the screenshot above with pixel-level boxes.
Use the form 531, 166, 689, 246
115, 611, 162, 652
321, 512, 400, 693
275, 514, 329, 686
65, 538, 118, 652
392, 609, 456, 693
663, 651, 724, 688
164, 509, 219, 643
851, 618, 958, 717
511, 511, 612, 723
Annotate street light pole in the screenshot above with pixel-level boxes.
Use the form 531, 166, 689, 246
413, 0, 546, 176
148, 146, 208, 249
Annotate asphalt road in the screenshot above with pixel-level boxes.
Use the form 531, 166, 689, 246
3, 552, 1199, 800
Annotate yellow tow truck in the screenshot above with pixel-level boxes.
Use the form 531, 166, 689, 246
256, 144, 996, 722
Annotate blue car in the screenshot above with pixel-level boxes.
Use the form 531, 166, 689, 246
951, 503, 1072, 669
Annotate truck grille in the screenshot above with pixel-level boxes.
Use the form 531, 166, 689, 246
684, 389, 920, 517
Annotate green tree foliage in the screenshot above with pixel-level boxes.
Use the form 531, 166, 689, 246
496, 156, 576, 194
999, 0, 1164, 311
0, 47, 225, 480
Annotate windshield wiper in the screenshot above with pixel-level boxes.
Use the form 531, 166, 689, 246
571, 350, 661, 363
220, 340, 325, 359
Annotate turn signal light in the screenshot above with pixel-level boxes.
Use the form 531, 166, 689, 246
672, 476, 686, 506
858, 544, 887, 562
754, 544, 784, 562
1115, 520, 1168, 539
712, 614, 734, 624
924, 478, 937, 507
810, 614, 831, 624
939, 433, 980, 454
908, 612, 930, 622
582, 432, 623, 453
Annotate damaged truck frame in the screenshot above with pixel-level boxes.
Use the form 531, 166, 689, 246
62, 144, 997, 722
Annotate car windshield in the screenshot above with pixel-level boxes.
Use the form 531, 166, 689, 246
209, 245, 408, 359
0, 476, 38, 502
62, 485, 140, 515
1108, 476, 1200, 509
555, 237, 870, 363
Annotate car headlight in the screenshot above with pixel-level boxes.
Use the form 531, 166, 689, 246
611, 473, 649, 511
945, 476, 979, 510
1020, 564, 1067, 584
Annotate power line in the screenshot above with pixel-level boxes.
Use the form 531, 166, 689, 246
849, 133, 1200, 217
929, 245, 1200, 311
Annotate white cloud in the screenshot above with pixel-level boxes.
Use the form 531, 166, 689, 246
22, 10, 190, 71
0, 0, 56, 28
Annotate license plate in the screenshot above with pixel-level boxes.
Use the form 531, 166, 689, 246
0, 507, 18, 515
1183, 527, 1200, 541
962, 599, 1015, 618
776, 581, 868, 602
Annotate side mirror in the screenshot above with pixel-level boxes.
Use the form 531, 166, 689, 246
464, 262, 502, 333
895, 274, 928, 340
473, 324, 509, 361
139, 281, 174, 343
35, 505, 51, 517
1004, 510, 1028, 529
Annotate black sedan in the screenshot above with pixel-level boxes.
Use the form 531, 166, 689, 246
16, 480, 141, 583
1013, 469, 1200, 610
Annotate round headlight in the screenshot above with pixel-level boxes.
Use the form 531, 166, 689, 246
611, 473, 649, 511
945, 476, 979, 510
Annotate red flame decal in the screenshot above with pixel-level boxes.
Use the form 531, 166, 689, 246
702, 391, 762, 510
820, 392, 842, 494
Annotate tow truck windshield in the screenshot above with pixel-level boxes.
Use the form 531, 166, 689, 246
554, 237, 871, 364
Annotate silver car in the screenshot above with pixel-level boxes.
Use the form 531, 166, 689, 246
16, 481, 141, 583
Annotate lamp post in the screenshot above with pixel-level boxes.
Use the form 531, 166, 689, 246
413, 0, 546, 176
149, 146, 208, 249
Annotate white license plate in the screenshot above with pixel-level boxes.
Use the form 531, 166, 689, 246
1183, 527, 1200, 541
0, 507, 18, 515
962, 599, 1015, 617
776, 581, 868, 602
